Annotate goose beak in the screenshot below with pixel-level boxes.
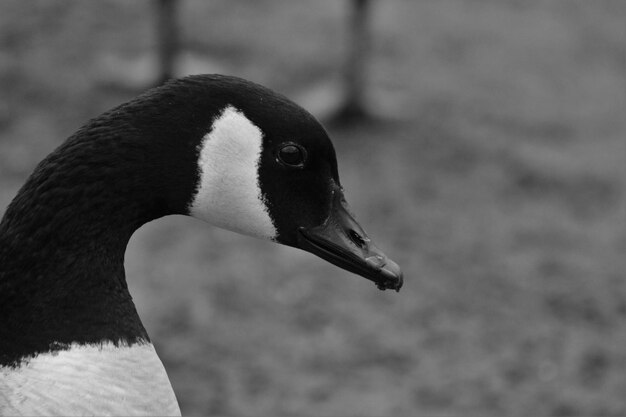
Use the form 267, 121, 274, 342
296, 188, 403, 292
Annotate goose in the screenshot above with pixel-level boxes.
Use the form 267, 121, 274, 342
0, 74, 403, 416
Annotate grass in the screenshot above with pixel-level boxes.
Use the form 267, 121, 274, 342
1, 0, 625, 415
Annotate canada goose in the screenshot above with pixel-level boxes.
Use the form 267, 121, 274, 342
0, 74, 402, 416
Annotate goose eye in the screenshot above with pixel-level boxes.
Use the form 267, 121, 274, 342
277, 143, 307, 168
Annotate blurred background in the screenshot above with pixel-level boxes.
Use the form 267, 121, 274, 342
1, 0, 625, 415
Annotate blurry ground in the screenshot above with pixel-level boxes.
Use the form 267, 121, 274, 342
1, 1, 625, 416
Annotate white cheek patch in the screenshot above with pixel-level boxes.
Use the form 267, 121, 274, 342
188, 105, 277, 240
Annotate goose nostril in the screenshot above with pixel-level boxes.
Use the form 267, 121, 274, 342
348, 229, 367, 249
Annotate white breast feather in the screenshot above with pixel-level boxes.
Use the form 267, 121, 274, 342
0, 342, 181, 416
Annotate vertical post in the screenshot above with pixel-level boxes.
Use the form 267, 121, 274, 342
155, 0, 179, 85
334, 0, 372, 124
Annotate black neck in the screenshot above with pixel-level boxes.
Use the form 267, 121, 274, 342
0, 89, 202, 366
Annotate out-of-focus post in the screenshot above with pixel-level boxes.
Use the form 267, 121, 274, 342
155, 0, 180, 85
334, 0, 373, 124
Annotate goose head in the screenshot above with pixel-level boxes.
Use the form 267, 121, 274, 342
0, 74, 402, 414
184, 77, 403, 291
0, 75, 402, 366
